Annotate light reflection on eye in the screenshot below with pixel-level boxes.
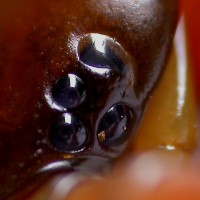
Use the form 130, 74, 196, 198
64, 113, 72, 124
92, 34, 107, 54
69, 74, 78, 88
77, 33, 127, 77
87, 66, 110, 75
45, 86, 66, 112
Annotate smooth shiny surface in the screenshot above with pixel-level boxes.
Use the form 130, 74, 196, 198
0, 0, 178, 199
97, 105, 134, 147
78, 34, 127, 76
132, 19, 197, 153
52, 74, 86, 109
24, 2, 200, 199
49, 113, 88, 152
29, 18, 199, 199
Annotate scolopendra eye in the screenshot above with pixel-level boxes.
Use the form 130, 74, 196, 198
48, 113, 89, 152
51, 74, 86, 109
97, 104, 134, 147
78, 34, 128, 77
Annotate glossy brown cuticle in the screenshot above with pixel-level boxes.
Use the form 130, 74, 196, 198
0, 0, 178, 199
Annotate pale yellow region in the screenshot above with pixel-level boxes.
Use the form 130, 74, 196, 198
63, 154, 74, 159
133, 42, 197, 153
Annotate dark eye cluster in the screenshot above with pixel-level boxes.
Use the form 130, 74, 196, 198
48, 73, 88, 153
48, 34, 134, 153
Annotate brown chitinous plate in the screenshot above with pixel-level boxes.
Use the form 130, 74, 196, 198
0, 0, 178, 199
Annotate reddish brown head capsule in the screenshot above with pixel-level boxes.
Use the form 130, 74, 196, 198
0, 0, 178, 199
